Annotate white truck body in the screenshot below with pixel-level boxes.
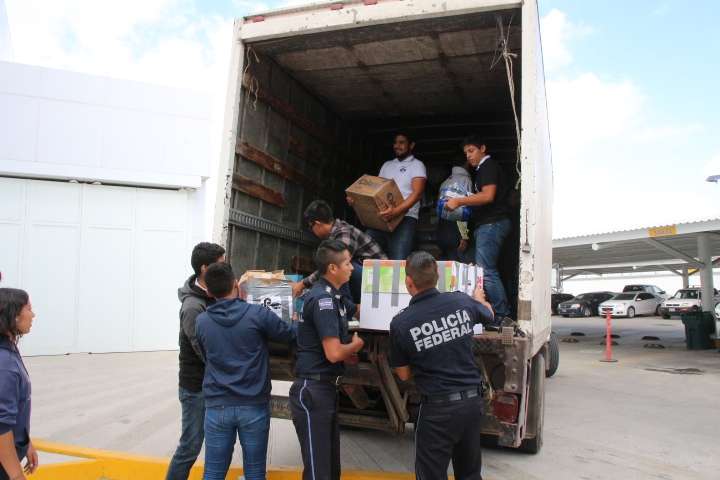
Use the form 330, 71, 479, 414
214, 0, 553, 450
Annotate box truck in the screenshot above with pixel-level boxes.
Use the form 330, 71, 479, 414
213, 0, 554, 452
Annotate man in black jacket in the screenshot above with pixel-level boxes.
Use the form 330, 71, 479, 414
165, 242, 225, 480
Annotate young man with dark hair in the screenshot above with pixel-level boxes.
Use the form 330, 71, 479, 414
166, 242, 226, 480
389, 251, 494, 480
292, 200, 387, 303
195, 262, 295, 480
350, 132, 427, 260
289, 239, 365, 480
444, 135, 512, 321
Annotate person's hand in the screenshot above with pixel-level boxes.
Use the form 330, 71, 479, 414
291, 281, 305, 298
24, 441, 38, 474
346, 196, 355, 206
473, 285, 493, 315
444, 198, 461, 211
458, 239, 468, 253
378, 206, 399, 221
473, 284, 486, 302
350, 332, 364, 352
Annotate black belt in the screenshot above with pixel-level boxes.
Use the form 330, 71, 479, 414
421, 387, 481, 404
299, 374, 343, 386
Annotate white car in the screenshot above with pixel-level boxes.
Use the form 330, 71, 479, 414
659, 288, 720, 319
599, 292, 663, 318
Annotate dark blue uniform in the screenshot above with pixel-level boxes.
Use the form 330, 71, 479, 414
0, 337, 31, 480
389, 288, 493, 480
289, 278, 355, 480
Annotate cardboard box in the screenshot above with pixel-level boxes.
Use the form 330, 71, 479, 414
346, 175, 404, 232
239, 270, 294, 323
359, 260, 483, 331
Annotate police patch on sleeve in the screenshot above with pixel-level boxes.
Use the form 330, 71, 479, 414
318, 297, 334, 311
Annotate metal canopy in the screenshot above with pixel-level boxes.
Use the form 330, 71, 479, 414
552, 219, 720, 276
553, 218, 720, 318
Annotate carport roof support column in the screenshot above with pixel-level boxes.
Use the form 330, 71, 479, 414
697, 233, 714, 312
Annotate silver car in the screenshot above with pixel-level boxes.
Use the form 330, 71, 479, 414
599, 292, 663, 318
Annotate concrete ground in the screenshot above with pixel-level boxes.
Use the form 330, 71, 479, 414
24, 315, 720, 479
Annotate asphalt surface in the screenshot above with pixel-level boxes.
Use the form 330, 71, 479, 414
24, 315, 720, 479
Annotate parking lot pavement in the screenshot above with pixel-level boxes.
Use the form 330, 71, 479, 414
24, 316, 719, 479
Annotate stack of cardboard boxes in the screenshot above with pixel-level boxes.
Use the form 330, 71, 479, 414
359, 260, 483, 331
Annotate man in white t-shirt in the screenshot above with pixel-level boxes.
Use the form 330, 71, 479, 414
351, 132, 426, 259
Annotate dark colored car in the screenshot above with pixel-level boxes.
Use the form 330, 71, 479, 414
557, 291, 615, 317
551, 293, 574, 315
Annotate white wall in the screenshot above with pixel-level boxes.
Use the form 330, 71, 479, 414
0, 62, 221, 355
0, 61, 212, 189
0, 177, 194, 355
0, 1, 11, 61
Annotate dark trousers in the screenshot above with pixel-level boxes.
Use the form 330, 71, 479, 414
367, 216, 417, 260
415, 395, 484, 480
166, 387, 205, 480
289, 379, 341, 480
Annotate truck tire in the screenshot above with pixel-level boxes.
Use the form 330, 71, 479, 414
546, 333, 560, 378
520, 353, 545, 454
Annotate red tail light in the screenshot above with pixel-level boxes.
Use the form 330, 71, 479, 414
492, 393, 520, 423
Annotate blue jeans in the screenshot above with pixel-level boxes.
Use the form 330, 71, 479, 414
203, 404, 270, 480
367, 216, 417, 260
166, 387, 205, 480
474, 218, 512, 319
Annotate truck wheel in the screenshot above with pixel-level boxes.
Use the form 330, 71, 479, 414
662, 314, 670, 319
546, 333, 560, 378
520, 353, 545, 454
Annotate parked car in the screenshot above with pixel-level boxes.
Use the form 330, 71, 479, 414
557, 292, 615, 317
599, 292, 664, 318
622, 284, 668, 299
551, 293, 575, 315
659, 288, 720, 319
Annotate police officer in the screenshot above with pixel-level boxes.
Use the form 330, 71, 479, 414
389, 251, 494, 480
289, 239, 365, 480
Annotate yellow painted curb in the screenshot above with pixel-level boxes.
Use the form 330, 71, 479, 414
29, 439, 420, 479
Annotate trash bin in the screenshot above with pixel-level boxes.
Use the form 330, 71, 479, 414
680, 312, 715, 350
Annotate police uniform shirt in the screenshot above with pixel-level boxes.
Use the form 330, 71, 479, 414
295, 278, 355, 377
389, 288, 493, 396
470, 155, 510, 225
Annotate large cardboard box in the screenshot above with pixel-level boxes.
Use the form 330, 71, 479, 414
359, 260, 484, 331
346, 175, 404, 232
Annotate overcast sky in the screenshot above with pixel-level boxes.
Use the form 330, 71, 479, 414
3, 0, 718, 239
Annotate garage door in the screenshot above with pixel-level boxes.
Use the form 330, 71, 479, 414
0, 177, 192, 355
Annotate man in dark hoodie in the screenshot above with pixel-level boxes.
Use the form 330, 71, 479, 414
166, 242, 225, 480
195, 262, 296, 480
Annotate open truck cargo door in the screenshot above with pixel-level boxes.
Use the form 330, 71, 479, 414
214, 0, 552, 452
